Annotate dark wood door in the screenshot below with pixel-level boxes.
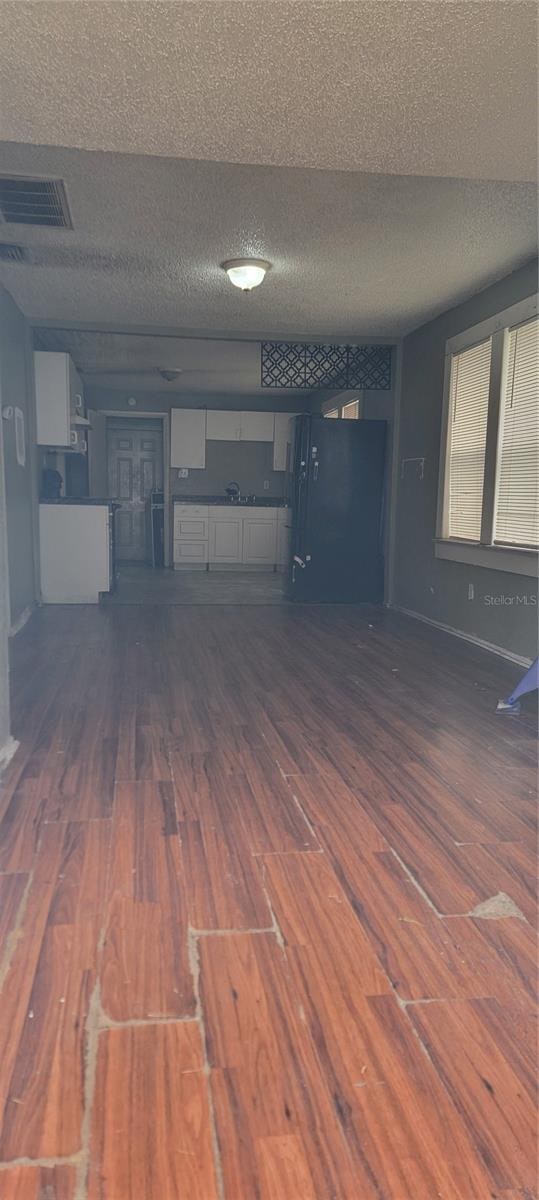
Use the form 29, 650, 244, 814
107, 422, 163, 561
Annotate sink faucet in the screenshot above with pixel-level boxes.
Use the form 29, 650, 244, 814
225, 481, 240, 502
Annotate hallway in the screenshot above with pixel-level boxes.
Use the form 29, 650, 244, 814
0, 602, 536, 1199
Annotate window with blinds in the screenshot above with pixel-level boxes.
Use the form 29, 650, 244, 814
324, 399, 360, 419
494, 317, 539, 548
446, 338, 492, 541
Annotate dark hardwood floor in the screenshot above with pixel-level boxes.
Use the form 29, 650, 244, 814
0, 601, 536, 1199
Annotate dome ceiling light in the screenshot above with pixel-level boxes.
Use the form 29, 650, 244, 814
222, 258, 271, 291
159, 369, 182, 382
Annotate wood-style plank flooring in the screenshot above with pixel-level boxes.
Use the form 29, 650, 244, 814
104, 564, 286, 606
0, 601, 536, 1199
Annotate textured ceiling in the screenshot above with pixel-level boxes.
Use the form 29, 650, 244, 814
0, 142, 536, 340
0, 1, 537, 182
33, 328, 288, 396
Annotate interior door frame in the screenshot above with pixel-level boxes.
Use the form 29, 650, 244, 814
0, 380, 14, 760
104, 410, 170, 567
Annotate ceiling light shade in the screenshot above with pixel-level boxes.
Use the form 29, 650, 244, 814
222, 258, 271, 291
159, 369, 182, 382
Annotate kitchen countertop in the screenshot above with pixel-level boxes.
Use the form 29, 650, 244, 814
40, 498, 121, 508
172, 496, 289, 507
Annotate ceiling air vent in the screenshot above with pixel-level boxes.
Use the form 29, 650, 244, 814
0, 242, 27, 263
0, 177, 71, 228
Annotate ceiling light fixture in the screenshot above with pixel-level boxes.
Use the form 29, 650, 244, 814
222, 258, 271, 291
159, 369, 182, 382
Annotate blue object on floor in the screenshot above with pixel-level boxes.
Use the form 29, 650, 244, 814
496, 656, 539, 714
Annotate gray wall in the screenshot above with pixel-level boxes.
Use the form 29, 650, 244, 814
393, 259, 538, 659
172, 440, 285, 498
309, 384, 395, 423
0, 286, 37, 627
85, 388, 307, 416
86, 388, 300, 508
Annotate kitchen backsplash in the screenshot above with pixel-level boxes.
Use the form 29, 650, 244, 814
171, 439, 286, 498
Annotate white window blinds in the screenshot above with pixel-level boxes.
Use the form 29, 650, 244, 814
494, 317, 539, 548
446, 338, 492, 541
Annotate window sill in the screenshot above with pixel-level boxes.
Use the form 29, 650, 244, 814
434, 539, 538, 577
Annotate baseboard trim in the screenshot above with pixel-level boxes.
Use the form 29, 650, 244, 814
9, 603, 34, 637
40, 596, 100, 604
387, 604, 533, 668
0, 735, 19, 772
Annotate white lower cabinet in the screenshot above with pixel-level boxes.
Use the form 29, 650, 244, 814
173, 502, 287, 569
209, 516, 243, 563
174, 516, 209, 541
173, 540, 208, 566
173, 504, 209, 568
40, 504, 111, 602
242, 517, 277, 565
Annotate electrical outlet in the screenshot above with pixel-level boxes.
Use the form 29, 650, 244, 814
178, 468, 188, 478
263, 479, 270, 490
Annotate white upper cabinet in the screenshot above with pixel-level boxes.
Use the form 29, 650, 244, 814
206, 410, 241, 441
170, 408, 207, 468
68, 356, 84, 418
272, 413, 298, 471
240, 411, 274, 441
206, 410, 274, 442
34, 351, 84, 446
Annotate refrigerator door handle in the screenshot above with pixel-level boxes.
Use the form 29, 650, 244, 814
313, 461, 319, 481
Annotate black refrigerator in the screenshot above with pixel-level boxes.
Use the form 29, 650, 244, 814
287, 416, 386, 602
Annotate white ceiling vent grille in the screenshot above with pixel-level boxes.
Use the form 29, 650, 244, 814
0, 177, 71, 228
0, 242, 27, 263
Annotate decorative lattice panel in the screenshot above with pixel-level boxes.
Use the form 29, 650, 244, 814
304, 344, 348, 389
261, 341, 392, 389
347, 345, 392, 389
260, 342, 306, 388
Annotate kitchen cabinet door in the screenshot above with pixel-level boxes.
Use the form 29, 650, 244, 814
174, 516, 209, 541
240, 411, 274, 442
209, 517, 242, 563
206, 410, 241, 441
170, 409, 206, 468
242, 518, 277, 564
173, 541, 208, 567
68, 356, 84, 417
277, 510, 292, 570
272, 413, 298, 470
34, 351, 72, 446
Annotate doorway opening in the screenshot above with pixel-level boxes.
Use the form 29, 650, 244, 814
106, 417, 165, 566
